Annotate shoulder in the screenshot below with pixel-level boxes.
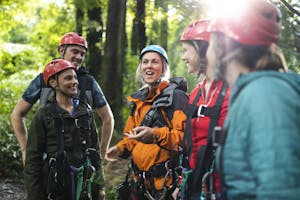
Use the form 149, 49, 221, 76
30, 73, 44, 86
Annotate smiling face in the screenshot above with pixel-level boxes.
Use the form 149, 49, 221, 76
140, 52, 164, 85
51, 68, 78, 97
181, 42, 201, 76
59, 45, 86, 68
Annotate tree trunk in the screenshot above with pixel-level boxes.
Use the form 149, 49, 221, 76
74, 0, 84, 35
131, 0, 146, 55
159, 0, 168, 50
101, 0, 127, 133
149, 0, 168, 51
86, 2, 103, 76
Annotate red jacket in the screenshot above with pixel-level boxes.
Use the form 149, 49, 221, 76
189, 79, 230, 169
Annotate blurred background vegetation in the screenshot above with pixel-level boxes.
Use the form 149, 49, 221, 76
0, 0, 299, 198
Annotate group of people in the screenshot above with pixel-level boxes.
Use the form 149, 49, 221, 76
11, 0, 300, 199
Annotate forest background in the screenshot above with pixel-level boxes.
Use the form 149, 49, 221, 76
0, 0, 299, 198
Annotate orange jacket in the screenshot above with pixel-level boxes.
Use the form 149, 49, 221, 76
116, 80, 188, 190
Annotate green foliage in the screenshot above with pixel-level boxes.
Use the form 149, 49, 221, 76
0, 70, 38, 177
0, 0, 76, 178
278, 1, 300, 73
0, 43, 41, 79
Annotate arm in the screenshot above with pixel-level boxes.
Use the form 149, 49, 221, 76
11, 99, 33, 164
95, 104, 114, 160
11, 73, 43, 164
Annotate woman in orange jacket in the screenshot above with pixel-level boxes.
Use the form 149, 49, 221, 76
106, 45, 189, 199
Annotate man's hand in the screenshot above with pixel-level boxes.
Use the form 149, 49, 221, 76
98, 189, 105, 200
105, 146, 120, 161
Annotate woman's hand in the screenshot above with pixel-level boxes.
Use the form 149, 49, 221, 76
124, 126, 154, 144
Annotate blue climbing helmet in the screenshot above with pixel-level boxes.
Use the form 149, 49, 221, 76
140, 45, 168, 63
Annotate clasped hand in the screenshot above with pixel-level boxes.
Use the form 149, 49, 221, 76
124, 126, 154, 144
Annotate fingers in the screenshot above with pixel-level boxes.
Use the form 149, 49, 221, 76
105, 146, 120, 161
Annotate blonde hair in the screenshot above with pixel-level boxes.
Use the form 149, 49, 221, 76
211, 33, 288, 73
255, 44, 288, 72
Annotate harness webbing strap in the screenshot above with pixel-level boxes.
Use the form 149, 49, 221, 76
47, 102, 97, 199
183, 87, 202, 160
52, 105, 65, 198
78, 73, 93, 107
192, 82, 228, 197
70, 165, 84, 200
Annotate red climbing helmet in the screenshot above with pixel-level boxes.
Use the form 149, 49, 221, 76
43, 59, 76, 85
181, 19, 210, 42
208, 0, 281, 45
58, 32, 88, 49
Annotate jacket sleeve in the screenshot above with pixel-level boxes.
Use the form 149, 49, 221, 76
116, 115, 139, 156
152, 89, 189, 151
23, 109, 46, 200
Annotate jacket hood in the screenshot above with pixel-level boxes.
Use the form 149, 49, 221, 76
232, 71, 300, 103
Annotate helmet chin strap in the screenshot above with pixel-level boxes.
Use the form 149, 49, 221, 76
196, 58, 207, 78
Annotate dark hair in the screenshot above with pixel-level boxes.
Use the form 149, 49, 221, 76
186, 40, 209, 59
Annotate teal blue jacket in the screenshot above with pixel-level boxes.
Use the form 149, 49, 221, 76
217, 71, 300, 200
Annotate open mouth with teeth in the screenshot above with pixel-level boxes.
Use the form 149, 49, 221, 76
144, 71, 155, 79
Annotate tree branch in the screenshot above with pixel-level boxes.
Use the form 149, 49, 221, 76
279, 0, 300, 17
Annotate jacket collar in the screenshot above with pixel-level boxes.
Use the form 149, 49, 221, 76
128, 80, 169, 102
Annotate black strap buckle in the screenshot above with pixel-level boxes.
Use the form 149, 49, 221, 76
197, 104, 207, 117
212, 126, 223, 147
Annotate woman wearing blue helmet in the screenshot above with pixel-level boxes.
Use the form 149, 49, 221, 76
107, 45, 189, 199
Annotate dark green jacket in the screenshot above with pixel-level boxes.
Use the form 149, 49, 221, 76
24, 96, 103, 200
217, 71, 300, 200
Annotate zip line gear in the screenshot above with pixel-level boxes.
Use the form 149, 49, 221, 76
181, 81, 229, 199
43, 100, 100, 200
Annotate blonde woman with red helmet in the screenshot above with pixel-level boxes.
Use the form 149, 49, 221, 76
207, 0, 300, 199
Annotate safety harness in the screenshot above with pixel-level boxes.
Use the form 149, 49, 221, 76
118, 77, 187, 200
44, 101, 98, 200
181, 81, 229, 200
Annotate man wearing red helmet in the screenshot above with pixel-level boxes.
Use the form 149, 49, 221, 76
24, 59, 104, 200
179, 19, 230, 200
11, 32, 114, 199
207, 0, 300, 199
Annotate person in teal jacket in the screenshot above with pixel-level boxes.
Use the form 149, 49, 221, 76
206, 0, 300, 199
